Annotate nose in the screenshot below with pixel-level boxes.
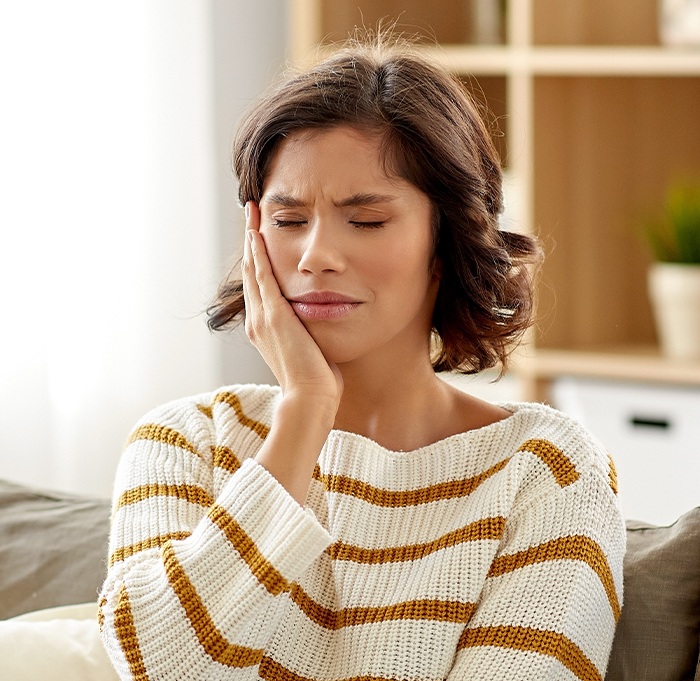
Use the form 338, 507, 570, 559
297, 222, 346, 275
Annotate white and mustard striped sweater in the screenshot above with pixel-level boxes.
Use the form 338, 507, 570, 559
99, 384, 625, 681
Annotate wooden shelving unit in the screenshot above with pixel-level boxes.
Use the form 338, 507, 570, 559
286, 0, 700, 401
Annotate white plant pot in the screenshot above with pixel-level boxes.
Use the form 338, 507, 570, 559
659, 0, 700, 46
648, 262, 700, 360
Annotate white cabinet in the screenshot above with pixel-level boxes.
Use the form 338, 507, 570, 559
553, 377, 700, 525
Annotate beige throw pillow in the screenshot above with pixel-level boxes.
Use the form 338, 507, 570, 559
0, 603, 118, 681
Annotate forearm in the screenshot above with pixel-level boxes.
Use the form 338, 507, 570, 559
101, 457, 332, 679
99, 392, 334, 679
255, 394, 337, 506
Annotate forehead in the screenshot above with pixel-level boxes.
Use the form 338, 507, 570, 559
262, 125, 407, 195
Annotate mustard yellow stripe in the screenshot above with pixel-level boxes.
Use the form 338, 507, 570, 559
116, 483, 214, 510
126, 423, 199, 456
211, 444, 242, 475
488, 535, 621, 620
162, 541, 265, 668
213, 391, 270, 439
258, 658, 308, 681
517, 439, 579, 487
458, 625, 602, 681
328, 516, 506, 564
97, 596, 107, 632
290, 584, 475, 629
197, 403, 213, 419
109, 531, 192, 566
313, 438, 578, 506
208, 504, 290, 595
114, 585, 150, 681
607, 454, 618, 495
313, 459, 509, 507
258, 656, 398, 681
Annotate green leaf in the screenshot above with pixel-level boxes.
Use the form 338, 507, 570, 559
643, 181, 700, 264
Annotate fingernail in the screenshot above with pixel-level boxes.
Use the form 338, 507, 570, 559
244, 202, 250, 222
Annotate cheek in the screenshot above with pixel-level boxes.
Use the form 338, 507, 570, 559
373, 237, 433, 286
259, 231, 295, 288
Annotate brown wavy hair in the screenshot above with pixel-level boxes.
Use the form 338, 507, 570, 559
207, 36, 542, 374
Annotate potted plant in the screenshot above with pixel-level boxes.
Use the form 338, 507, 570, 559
645, 181, 700, 360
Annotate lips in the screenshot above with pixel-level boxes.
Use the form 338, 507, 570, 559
288, 291, 361, 320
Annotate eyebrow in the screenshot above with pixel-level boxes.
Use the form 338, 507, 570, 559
264, 192, 398, 208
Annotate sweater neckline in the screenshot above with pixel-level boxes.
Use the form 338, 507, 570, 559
323, 401, 535, 457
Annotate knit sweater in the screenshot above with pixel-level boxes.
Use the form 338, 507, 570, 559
99, 383, 625, 681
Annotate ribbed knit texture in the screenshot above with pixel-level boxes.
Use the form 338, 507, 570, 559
99, 384, 625, 681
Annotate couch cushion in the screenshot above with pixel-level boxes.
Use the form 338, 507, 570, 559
0, 602, 118, 680
606, 507, 700, 681
0, 479, 111, 619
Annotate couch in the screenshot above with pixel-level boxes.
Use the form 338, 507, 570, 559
0, 478, 698, 680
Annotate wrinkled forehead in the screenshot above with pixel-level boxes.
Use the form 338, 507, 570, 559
260, 123, 411, 188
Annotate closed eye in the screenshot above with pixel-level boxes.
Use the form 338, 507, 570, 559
271, 219, 306, 228
351, 221, 385, 229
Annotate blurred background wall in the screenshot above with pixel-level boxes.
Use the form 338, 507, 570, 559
0, 0, 280, 497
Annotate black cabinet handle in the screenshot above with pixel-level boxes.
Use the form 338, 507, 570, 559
629, 416, 671, 430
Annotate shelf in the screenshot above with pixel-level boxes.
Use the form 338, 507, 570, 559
420, 45, 700, 76
529, 47, 700, 76
521, 347, 700, 387
296, 43, 700, 77
419, 46, 515, 74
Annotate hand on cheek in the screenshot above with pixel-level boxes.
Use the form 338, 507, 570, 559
241, 201, 343, 408
241, 201, 343, 505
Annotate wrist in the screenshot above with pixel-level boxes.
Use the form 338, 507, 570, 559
253, 393, 337, 506
276, 391, 338, 432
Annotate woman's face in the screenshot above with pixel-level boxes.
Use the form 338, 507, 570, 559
259, 125, 439, 366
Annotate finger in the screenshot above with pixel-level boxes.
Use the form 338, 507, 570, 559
243, 232, 261, 303
246, 200, 261, 233
246, 205, 284, 306
242, 202, 262, 312
249, 228, 284, 305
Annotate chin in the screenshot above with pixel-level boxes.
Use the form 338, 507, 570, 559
305, 327, 366, 366
316, 341, 363, 366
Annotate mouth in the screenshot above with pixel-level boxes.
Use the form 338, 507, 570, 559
287, 291, 361, 320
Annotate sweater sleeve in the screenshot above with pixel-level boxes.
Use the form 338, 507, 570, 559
447, 454, 626, 681
98, 397, 332, 680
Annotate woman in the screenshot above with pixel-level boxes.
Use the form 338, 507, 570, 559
100, 38, 625, 680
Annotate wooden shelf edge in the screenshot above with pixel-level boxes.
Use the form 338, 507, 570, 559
420, 45, 700, 76
529, 47, 700, 75
291, 42, 700, 76
515, 347, 700, 387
